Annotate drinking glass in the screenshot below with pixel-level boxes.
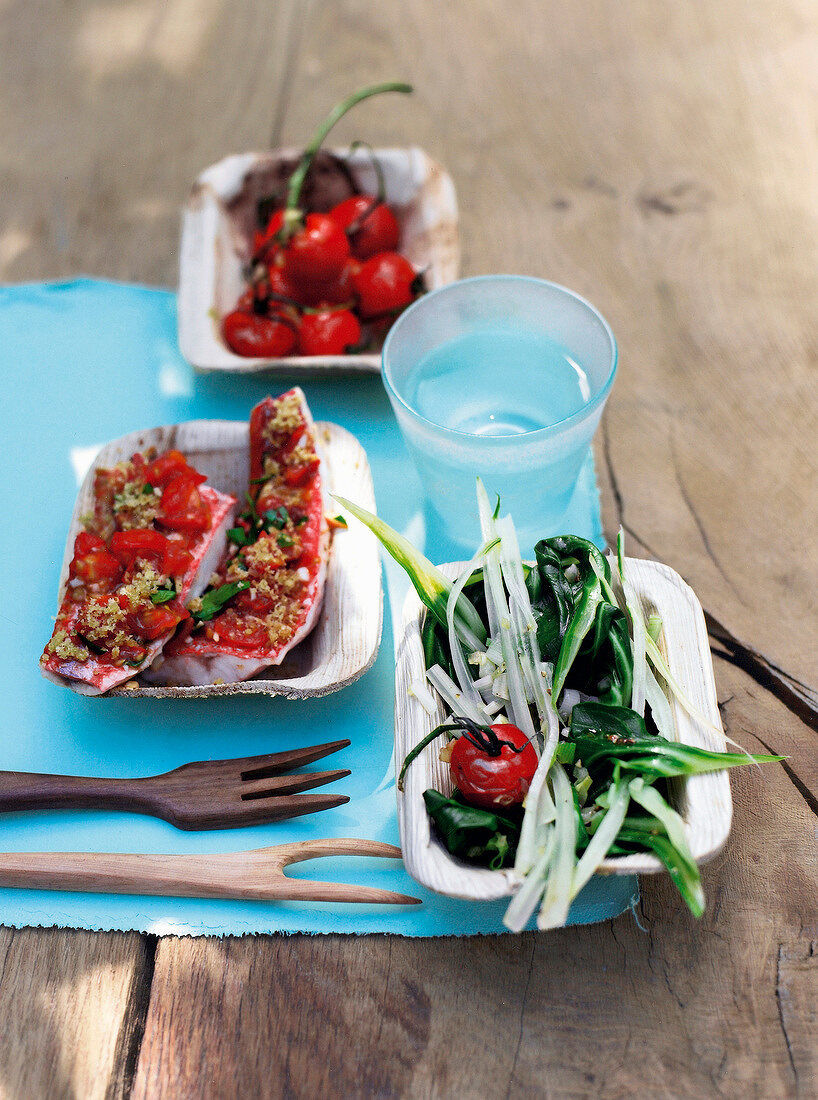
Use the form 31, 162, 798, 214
381, 275, 618, 549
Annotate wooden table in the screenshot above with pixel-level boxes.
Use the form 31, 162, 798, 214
2, 2, 816, 1095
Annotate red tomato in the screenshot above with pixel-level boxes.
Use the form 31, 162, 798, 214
161, 540, 193, 578
159, 474, 211, 535
222, 309, 297, 358
253, 209, 285, 261
128, 601, 188, 641
70, 545, 123, 587
353, 252, 417, 319
298, 308, 361, 356
146, 450, 202, 488
73, 531, 107, 557
283, 213, 350, 283
289, 256, 360, 308
331, 195, 401, 260
109, 529, 170, 568
449, 723, 538, 811
283, 455, 321, 486
234, 588, 276, 615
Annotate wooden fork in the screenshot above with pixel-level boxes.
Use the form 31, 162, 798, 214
0, 740, 352, 830
0, 839, 420, 905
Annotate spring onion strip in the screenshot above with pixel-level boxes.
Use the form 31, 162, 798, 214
628, 780, 696, 871
616, 535, 647, 717
537, 763, 577, 930
426, 664, 492, 727
334, 494, 488, 647
497, 516, 561, 760
644, 663, 677, 740
478, 512, 536, 738
513, 749, 557, 876
408, 677, 438, 715
446, 544, 498, 715
571, 777, 630, 898
503, 829, 556, 932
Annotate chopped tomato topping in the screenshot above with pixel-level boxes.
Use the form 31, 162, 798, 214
128, 601, 189, 641
109, 529, 171, 569
204, 611, 269, 650
70, 548, 123, 588
158, 474, 211, 534
283, 456, 320, 486
146, 450, 204, 488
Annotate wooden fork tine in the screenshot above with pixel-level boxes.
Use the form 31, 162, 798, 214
266, 880, 421, 905
239, 768, 350, 799
208, 793, 351, 827
266, 839, 405, 866
235, 739, 352, 779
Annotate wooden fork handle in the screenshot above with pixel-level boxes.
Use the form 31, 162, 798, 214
0, 846, 419, 905
0, 772, 158, 815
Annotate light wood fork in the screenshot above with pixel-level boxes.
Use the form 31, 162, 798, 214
0, 839, 420, 905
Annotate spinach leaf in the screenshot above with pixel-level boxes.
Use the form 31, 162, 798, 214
423, 789, 522, 869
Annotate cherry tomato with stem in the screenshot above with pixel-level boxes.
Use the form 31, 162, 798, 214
448, 720, 538, 811
353, 251, 419, 319
222, 309, 297, 358
331, 194, 400, 260
283, 213, 350, 284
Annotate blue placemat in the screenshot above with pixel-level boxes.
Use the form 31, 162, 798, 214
0, 279, 637, 935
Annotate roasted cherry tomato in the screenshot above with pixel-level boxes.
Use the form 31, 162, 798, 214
330, 195, 400, 260
283, 213, 350, 283
222, 309, 297, 358
297, 308, 361, 356
158, 474, 211, 535
353, 251, 417, 319
449, 722, 538, 811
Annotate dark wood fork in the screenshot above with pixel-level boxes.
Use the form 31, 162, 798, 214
0, 740, 352, 830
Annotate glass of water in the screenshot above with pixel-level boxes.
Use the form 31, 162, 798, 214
381, 275, 618, 549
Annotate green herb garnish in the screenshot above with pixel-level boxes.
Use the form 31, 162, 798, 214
150, 586, 176, 605
264, 507, 289, 530
192, 581, 251, 621
227, 526, 254, 547
277, 533, 294, 548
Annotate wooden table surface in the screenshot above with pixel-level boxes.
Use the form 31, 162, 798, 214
2, 2, 817, 1096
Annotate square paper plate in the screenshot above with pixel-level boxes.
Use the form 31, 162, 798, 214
178, 146, 460, 375
395, 558, 731, 900
51, 419, 382, 699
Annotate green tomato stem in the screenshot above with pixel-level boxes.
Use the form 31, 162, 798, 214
281, 81, 413, 238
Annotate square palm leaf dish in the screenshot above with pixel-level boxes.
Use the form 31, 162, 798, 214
339, 487, 781, 931
179, 146, 459, 374
47, 418, 381, 699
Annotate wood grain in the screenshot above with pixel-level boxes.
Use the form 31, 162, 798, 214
2, 0, 817, 1097
0, 928, 143, 1100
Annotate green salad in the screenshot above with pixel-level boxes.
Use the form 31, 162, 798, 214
337, 483, 781, 931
